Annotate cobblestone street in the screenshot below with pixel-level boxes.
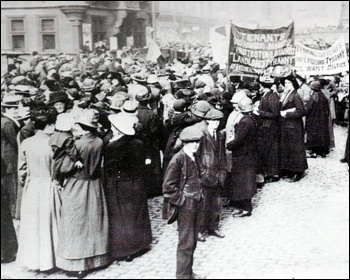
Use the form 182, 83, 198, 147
1, 125, 349, 279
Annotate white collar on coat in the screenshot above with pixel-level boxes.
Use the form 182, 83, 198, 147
281, 88, 294, 107
183, 146, 196, 162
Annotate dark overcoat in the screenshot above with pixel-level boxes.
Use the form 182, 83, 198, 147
137, 104, 162, 196
280, 90, 308, 173
1, 158, 18, 262
1, 114, 20, 217
198, 129, 227, 187
257, 90, 280, 177
305, 91, 330, 150
227, 114, 258, 200
104, 135, 152, 259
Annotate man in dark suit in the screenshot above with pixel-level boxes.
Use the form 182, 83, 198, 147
197, 108, 227, 240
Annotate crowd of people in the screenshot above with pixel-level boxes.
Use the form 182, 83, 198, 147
1, 42, 349, 279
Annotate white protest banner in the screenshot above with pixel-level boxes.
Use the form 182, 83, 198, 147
295, 36, 349, 75
209, 25, 231, 69
146, 38, 162, 62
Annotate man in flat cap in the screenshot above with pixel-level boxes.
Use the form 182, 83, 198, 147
197, 109, 227, 241
163, 126, 204, 279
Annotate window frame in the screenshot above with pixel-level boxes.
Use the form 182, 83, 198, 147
91, 16, 107, 45
38, 15, 58, 53
8, 16, 27, 52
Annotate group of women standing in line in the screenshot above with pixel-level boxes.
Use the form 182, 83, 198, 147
2, 102, 152, 279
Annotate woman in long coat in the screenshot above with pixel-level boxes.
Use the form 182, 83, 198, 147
226, 97, 258, 217
135, 88, 163, 197
105, 113, 152, 261
56, 109, 109, 277
279, 76, 308, 182
305, 81, 330, 157
257, 83, 281, 182
17, 106, 60, 271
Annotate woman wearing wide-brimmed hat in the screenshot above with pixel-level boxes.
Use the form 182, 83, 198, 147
279, 75, 308, 182
47, 90, 71, 114
104, 113, 152, 262
56, 108, 110, 278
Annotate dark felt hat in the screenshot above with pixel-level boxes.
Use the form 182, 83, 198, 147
44, 79, 62, 92
280, 75, 299, 90
173, 99, 187, 112
47, 90, 70, 105
173, 79, 192, 89
30, 105, 57, 124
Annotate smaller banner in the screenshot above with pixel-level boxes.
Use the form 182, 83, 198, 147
209, 25, 231, 69
109, 37, 118, 51
295, 36, 349, 75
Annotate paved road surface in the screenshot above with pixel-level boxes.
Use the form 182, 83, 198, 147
1, 125, 349, 279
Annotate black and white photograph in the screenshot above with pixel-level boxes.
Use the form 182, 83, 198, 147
1, 1, 349, 279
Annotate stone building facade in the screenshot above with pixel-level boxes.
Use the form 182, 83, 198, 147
1, 1, 152, 55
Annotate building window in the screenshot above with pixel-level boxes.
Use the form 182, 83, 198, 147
10, 18, 25, 51
40, 18, 56, 51
92, 17, 106, 45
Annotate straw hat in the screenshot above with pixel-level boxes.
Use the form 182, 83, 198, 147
76, 108, 99, 128
230, 90, 248, 104
121, 100, 138, 116
108, 113, 135, 135
55, 113, 75, 131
